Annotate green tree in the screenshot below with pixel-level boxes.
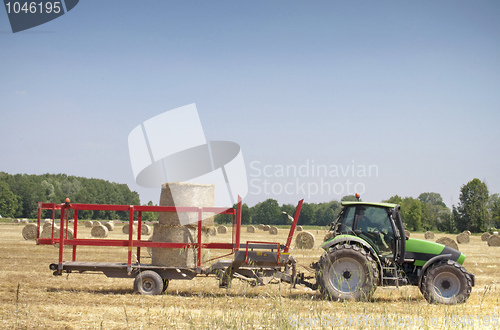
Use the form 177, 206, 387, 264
455, 178, 489, 233
418, 192, 449, 230
488, 194, 500, 229
0, 181, 20, 217
250, 199, 281, 225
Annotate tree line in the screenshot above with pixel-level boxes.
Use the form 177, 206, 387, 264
0, 173, 498, 233
0, 172, 140, 220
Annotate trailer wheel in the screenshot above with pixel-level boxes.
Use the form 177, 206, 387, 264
317, 244, 378, 301
421, 260, 472, 304
134, 270, 164, 295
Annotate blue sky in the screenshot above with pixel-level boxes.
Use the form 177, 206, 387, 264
1, 1, 499, 207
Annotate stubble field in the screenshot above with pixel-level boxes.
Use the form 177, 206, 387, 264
0, 222, 499, 329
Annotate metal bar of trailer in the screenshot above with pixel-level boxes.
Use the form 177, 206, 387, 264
137, 211, 142, 264
38, 238, 236, 250
127, 206, 134, 271
284, 199, 304, 254
197, 208, 202, 267
73, 209, 78, 261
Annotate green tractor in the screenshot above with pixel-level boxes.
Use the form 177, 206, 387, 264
316, 200, 474, 304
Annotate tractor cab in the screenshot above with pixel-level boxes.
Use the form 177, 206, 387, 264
331, 201, 406, 263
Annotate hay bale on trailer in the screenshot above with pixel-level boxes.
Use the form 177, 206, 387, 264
481, 232, 491, 242
217, 225, 228, 234
424, 231, 435, 240
456, 232, 470, 244
436, 237, 459, 251
152, 182, 214, 268
103, 222, 115, 231
158, 182, 215, 228
22, 224, 37, 240
269, 226, 279, 235
122, 224, 136, 235
296, 225, 303, 232
487, 235, 500, 246
84, 221, 94, 228
296, 231, 315, 249
91, 225, 108, 238
246, 225, 256, 233
151, 224, 210, 268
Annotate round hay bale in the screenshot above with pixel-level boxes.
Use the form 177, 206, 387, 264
92, 221, 102, 227
103, 222, 115, 231
263, 225, 270, 232
12, 218, 20, 224
21, 219, 29, 224
269, 226, 279, 235
207, 227, 217, 236
43, 222, 53, 229
424, 231, 435, 240
141, 224, 152, 235
22, 224, 37, 240
122, 224, 136, 235
494, 231, 499, 236
456, 232, 470, 244
44, 219, 51, 224
436, 237, 459, 251
258, 224, 265, 230
158, 182, 215, 228
247, 225, 256, 233
91, 225, 108, 238
296, 231, 315, 249
296, 226, 303, 232
487, 235, 500, 247
404, 230, 410, 238
217, 225, 228, 234
84, 221, 94, 228
463, 230, 471, 236
481, 232, 491, 241
40, 225, 60, 238
323, 231, 335, 242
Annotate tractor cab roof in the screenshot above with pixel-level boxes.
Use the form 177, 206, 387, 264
341, 201, 398, 209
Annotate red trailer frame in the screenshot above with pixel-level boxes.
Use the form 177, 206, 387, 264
37, 197, 304, 277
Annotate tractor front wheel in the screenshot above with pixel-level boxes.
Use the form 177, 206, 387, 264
317, 244, 378, 301
421, 260, 472, 304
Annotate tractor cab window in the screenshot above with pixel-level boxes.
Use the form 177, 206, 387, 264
337, 206, 356, 234
354, 206, 395, 258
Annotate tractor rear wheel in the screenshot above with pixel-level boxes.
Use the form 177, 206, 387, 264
134, 270, 164, 295
421, 260, 472, 304
317, 244, 378, 301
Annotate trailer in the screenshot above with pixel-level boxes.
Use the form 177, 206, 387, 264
36, 198, 313, 295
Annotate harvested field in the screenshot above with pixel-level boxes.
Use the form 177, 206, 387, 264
0, 224, 498, 329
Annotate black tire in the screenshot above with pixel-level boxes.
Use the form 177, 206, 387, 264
134, 270, 164, 295
421, 260, 472, 304
316, 244, 378, 301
